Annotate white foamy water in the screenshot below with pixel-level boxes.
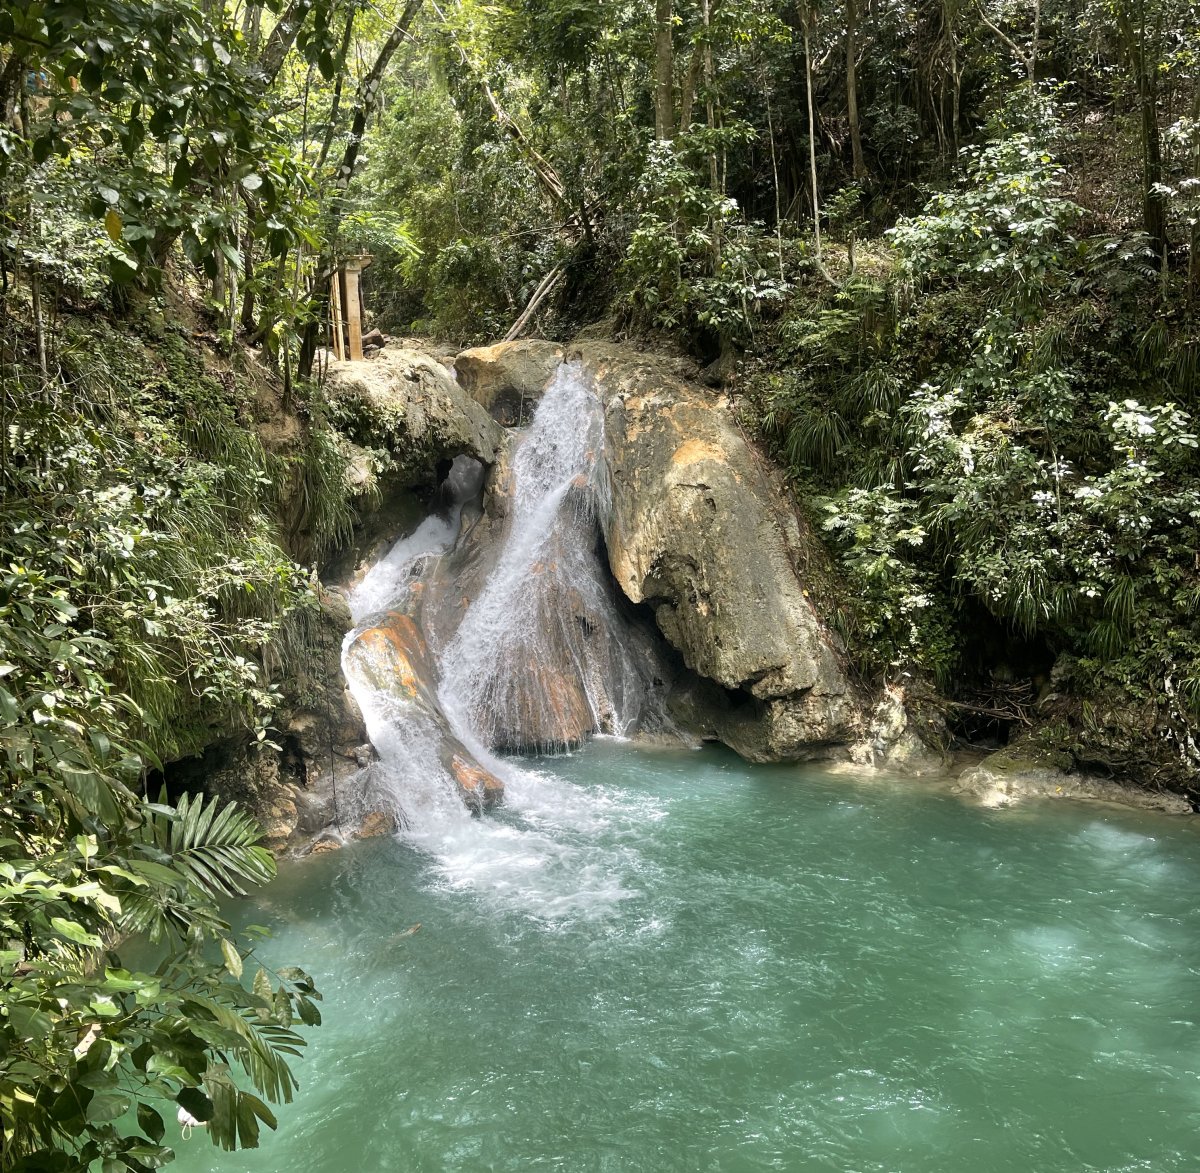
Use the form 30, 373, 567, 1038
348, 455, 484, 624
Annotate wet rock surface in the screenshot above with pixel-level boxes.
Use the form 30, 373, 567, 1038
574, 341, 862, 761
343, 610, 505, 811
453, 340, 564, 426
953, 751, 1192, 814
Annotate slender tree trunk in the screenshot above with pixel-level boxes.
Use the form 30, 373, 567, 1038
702, 0, 718, 194
242, 2, 263, 52
0, 54, 24, 129
258, 0, 315, 85
299, 0, 424, 377
654, 0, 675, 141
846, 0, 866, 177
765, 74, 785, 281
680, 44, 702, 132
801, 6, 823, 264
947, 2, 961, 154
1117, 0, 1167, 263
1029, 0, 1040, 81
1140, 10, 1166, 262
31, 270, 48, 382
1190, 80, 1200, 303
316, 11, 357, 174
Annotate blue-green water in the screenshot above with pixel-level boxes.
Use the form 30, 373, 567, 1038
172, 742, 1200, 1172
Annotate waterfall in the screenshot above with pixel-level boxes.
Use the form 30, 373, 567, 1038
437, 362, 650, 752
338, 362, 674, 905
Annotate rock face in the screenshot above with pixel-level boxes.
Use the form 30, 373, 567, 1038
453, 340, 564, 426
849, 687, 951, 775
574, 342, 861, 760
343, 610, 504, 811
326, 348, 506, 490
276, 588, 374, 834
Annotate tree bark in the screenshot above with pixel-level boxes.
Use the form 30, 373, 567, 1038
1139, 12, 1166, 262
654, 0, 675, 141
316, 10, 357, 174
846, 0, 866, 177
801, 5, 822, 260
1115, 0, 1167, 264
258, 0, 316, 86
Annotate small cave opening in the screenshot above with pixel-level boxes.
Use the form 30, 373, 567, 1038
144, 738, 244, 805
944, 600, 1057, 751
145, 732, 310, 809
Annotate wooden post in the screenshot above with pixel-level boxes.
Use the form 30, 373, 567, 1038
330, 273, 345, 361
343, 258, 365, 361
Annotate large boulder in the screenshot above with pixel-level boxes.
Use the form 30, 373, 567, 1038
326, 349, 506, 490
453, 340, 563, 426
574, 342, 861, 759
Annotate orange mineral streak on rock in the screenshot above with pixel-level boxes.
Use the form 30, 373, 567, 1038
510, 663, 595, 749
349, 612, 433, 700
449, 753, 505, 809
670, 438, 726, 467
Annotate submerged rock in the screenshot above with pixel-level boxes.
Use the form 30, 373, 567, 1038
454, 340, 564, 426
354, 810, 396, 838
953, 751, 1192, 814
574, 342, 861, 760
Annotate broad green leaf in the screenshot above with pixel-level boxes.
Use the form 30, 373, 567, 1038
50, 916, 104, 947
220, 937, 243, 978
86, 1092, 131, 1122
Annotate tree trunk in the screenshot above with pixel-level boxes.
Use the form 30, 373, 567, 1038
316, 10, 357, 174
846, 0, 866, 178
680, 43, 702, 132
0, 53, 24, 129
242, 2, 264, 52
1140, 13, 1166, 262
801, 5, 823, 263
299, 0, 424, 377
654, 0, 675, 141
702, 0, 718, 194
259, 0, 315, 85
1116, 1, 1167, 264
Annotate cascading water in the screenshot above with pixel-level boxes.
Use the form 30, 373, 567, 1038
339, 362, 673, 916
436, 362, 652, 751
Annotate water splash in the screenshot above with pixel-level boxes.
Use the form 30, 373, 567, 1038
348, 455, 483, 625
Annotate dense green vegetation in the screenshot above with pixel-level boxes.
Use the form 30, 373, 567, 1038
3, 0, 1200, 1165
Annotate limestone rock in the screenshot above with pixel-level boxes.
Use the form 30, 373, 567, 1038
354, 810, 396, 838
343, 610, 504, 811
326, 348, 505, 490
849, 688, 950, 776
718, 692, 863, 763
449, 754, 506, 809
574, 341, 860, 760
454, 340, 564, 425
953, 751, 1192, 814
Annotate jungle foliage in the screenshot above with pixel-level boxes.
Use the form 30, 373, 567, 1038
5, 0, 1200, 1163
